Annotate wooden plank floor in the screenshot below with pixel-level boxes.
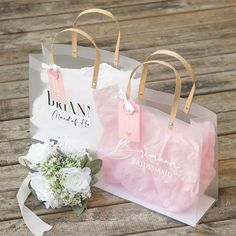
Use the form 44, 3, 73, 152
0, 0, 236, 235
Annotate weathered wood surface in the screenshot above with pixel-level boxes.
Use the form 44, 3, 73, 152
1, 6, 236, 64
0, 0, 236, 235
1, 0, 236, 21
0, 187, 236, 235
1, 2, 236, 36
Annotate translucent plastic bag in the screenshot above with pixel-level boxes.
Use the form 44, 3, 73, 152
29, 27, 140, 151
94, 56, 217, 226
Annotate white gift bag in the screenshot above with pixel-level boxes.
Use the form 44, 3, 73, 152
29, 27, 140, 152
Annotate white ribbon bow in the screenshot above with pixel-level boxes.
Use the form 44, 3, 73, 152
118, 89, 135, 114
42, 63, 60, 71
17, 157, 52, 236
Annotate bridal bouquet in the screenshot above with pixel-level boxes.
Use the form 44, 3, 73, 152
17, 138, 102, 236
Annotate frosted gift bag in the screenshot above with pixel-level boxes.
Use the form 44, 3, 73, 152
29, 26, 140, 152
71, 8, 121, 64
41, 8, 138, 85
41, 9, 139, 90
94, 56, 218, 226
42, 8, 121, 66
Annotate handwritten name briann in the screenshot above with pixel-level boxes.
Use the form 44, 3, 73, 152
47, 91, 90, 128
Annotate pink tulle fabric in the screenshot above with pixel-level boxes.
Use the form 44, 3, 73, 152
94, 86, 216, 212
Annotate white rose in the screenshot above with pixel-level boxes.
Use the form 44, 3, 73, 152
61, 167, 91, 195
30, 172, 53, 202
57, 137, 87, 157
25, 143, 52, 169
44, 197, 63, 209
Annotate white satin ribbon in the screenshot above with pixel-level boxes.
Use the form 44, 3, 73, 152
118, 89, 135, 114
17, 157, 52, 236
42, 63, 60, 71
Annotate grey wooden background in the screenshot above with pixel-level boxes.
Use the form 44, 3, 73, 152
0, 0, 236, 235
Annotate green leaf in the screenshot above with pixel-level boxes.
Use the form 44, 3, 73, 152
72, 204, 86, 217
23, 158, 32, 167
23, 159, 37, 173
86, 159, 102, 175
49, 139, 58, 145
80, 155, 89, 168
28, 181, 37, 198
90, 176, 98, 186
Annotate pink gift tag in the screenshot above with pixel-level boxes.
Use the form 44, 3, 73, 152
48, 69, 66, 103
118, 100, 140, 142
